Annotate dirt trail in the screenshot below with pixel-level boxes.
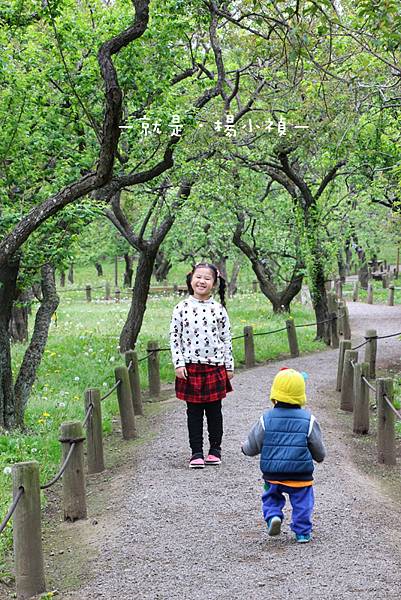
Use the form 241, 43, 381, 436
59, 302, 401, 600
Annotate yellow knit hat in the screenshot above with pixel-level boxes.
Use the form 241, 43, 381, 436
270, 368, 307, 406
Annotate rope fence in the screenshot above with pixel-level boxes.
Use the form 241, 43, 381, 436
252, 326, 288, 337
0, 487, 24, 535
336, 323, 401, 466
82, 401, 94, 428
99, 379, 121, 401
1, 278, 399, 599
361, 376, 377, 393
383, 393, 401, 421
40, 442, 77, 490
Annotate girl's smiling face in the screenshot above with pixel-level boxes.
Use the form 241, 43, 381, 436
191, 266, 216, 301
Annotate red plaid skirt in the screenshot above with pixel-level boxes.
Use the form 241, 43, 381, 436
175, 363, 233, 403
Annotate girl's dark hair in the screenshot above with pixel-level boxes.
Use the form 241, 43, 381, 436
186, 262, 227, 307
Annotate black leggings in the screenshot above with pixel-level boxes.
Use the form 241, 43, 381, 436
186, 400, 223, 457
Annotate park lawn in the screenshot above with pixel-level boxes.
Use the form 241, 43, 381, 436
342, 277, 401, 305
0, 288, 325, 564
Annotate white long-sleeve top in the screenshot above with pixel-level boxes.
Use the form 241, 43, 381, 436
169, 295, 234, 370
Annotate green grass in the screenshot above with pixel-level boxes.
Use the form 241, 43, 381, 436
0, 282, 326, 564
342, 277, 401, 305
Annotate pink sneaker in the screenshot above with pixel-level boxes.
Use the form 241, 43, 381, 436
205, 454, 221, 465
189, 457, 205, 469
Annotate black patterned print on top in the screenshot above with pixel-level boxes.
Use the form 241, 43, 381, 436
169, 296, 233, 370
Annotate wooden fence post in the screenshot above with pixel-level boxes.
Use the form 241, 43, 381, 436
327, 292, 339, 348
125, 350, 144, 415
336, 340, 351, 392
85, 285, 92, 302
340, 349, 358, 412
329, 312, 339, 349
342, 304, 351, 340
84, 389, 105, 474
388, 285, 395, 306
382, 274, 389, 289
367, 283, 373, 304
105, 281, 111, 300
353, 362, 370, 434
115, 288, 121, 303
336, 279, 343, 299
252, 280, 258, 292
115, 366, 137, 439
244, 326, 255, 367
285, 319, 299, 357
337, 301, 344, 336
13, 461, 46, 600
352, 281, 359, 302
377, 378, 396, 465
147, 341, 161, 397
59, 422, 87, 521
364, 329, 377, 379
327, 290, 338, 313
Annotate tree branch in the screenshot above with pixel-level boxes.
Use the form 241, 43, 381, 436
314, 160, 347, 200
0, 0, 151, 268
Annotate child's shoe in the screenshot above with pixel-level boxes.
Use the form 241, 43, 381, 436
295, 533, 311, 543
189, 455, 205, 469
205, 454, 221, 465
267, 516, 282, 536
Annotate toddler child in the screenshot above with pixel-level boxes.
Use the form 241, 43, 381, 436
241, 368, 325, 542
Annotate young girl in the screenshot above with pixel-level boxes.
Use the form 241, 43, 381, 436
170, 263, 234, 468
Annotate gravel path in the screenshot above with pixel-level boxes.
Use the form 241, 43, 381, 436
63, 301, 401, 600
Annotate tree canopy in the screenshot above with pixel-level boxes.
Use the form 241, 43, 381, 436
1, 0, 401, 427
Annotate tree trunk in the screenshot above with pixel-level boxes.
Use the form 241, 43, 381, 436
123, 253, 133, 287
228, 261, 241, 297
338, 250, 346, 283
357, 246, 369, 289
119, 250, 157, 351
60, 271, 66, 287
10, 290, 30, 343
214, 256, 228, 281
0, 257, 19, 428
233, 219, 303, 312
344, 240, 352, 276
95, 262, 103, 277
256, 267, 303, 312
114, 255, 118, 287
154, 250, 172, 282
68, 263, 74, 284
214, 256, 240, 297
307, 250, 330, 343
14, 264, 59, 426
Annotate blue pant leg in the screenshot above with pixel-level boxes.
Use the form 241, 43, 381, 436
261, 483, 286, 524
287, 486, 314, 535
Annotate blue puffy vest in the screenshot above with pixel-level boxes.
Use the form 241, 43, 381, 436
260, 406, 314, 481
